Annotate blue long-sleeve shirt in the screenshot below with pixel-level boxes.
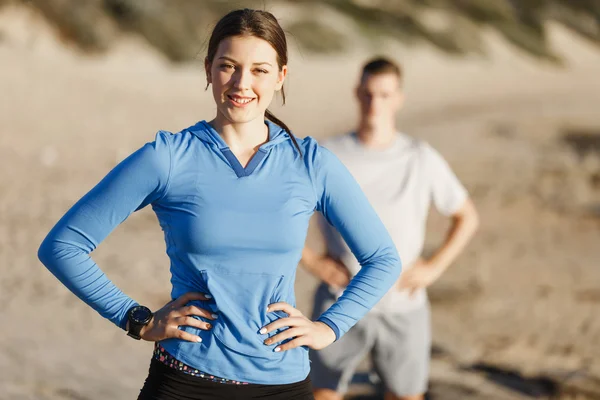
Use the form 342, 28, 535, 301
38, 120, 402, 384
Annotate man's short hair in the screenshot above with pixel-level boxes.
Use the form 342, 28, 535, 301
361, 57, 402, 81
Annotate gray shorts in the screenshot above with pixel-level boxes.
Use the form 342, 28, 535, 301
310, 283, 431, 396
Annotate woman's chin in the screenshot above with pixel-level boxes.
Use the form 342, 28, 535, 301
219, 108, 264, 125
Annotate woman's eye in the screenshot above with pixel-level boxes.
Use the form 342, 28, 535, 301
220, 64, 235, 70
255, 69, 268, 74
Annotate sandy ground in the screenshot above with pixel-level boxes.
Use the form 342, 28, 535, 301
1, 5, 600, 399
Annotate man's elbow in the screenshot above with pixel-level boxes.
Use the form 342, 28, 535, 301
467, 200, 480, 233
472, 211, 480, 233
457, 197, 480, 233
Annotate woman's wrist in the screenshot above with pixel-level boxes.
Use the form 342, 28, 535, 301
314, 320, 337, 344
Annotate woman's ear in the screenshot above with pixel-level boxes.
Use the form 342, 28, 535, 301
204, 57, 212, 85
275, 65, 288, 91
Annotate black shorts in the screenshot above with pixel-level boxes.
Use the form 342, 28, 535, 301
138, 358, 314, 400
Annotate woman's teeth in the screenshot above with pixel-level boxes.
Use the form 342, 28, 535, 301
230, 96, 253, 104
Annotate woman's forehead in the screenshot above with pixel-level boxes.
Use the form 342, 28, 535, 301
214, 36, 279, 65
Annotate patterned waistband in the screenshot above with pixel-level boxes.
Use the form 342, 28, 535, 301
153, 343, 249, 385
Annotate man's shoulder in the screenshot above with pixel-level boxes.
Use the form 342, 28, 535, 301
397, 133, 441, 160
396, 131, 425, 148
318, 131, 439, 160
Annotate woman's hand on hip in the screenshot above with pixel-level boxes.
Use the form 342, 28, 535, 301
260, 302, 336, 352
140, 292, 216, 343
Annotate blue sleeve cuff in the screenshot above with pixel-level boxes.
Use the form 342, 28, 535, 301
317, 316, 341, 341
118, 302, 138, 331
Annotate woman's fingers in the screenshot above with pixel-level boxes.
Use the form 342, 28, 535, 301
261, 303, 307, 334
274, 336, 308, 352
176, 305, 218, 320
168, 326, 203, 343
263, 327, 305, 346
170, 292, 212, 308
176, 316, 213, 331
260, 316, 306, 334
267, 302, 303, 317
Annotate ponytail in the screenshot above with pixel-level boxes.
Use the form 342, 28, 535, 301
265, 109, 302, 157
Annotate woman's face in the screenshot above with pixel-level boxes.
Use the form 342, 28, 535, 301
206, 35, 287, 125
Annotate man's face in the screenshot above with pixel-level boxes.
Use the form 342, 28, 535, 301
356, 72, 403, 127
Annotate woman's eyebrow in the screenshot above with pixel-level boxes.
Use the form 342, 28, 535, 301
218, 56, 272, 67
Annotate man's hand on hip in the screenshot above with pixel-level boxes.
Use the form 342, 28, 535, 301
397, 257, 444, 296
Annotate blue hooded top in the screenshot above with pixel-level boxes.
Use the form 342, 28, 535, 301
38, 120, 402, 384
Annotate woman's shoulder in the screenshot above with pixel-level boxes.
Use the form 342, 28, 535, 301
296, 136, 340, 165
293, 136, 345, 188
149, 122, 208, 159
154, 123, 200, 146
294, 135, 328, 156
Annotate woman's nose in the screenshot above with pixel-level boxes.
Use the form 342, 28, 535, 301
233, 69, 252, 91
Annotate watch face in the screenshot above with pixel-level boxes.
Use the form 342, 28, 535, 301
130, 306, 152, 324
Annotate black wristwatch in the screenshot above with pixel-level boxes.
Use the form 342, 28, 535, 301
126, 305, 153, 340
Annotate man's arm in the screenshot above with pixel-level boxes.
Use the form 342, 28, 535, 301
301, 247, 351, 290
399, 197, 479, 294
427, 197, 479, 271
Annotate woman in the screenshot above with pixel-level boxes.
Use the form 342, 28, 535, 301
38, 8, 402, 400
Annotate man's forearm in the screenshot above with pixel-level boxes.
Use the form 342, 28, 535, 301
428, 198, 479, 272
301, 247, 351, 288
301, 247, 321, 275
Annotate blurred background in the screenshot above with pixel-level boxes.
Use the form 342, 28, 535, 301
1, 0, 599, 399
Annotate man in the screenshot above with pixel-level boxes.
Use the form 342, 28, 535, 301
302, 57, 479, 400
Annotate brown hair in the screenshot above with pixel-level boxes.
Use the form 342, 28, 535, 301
361, 57, 403, 82
205, 8, 301, 154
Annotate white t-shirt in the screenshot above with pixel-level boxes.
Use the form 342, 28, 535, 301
319, 132, 468, 314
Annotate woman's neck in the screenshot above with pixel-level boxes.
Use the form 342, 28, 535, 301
209, 113, 269, 167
